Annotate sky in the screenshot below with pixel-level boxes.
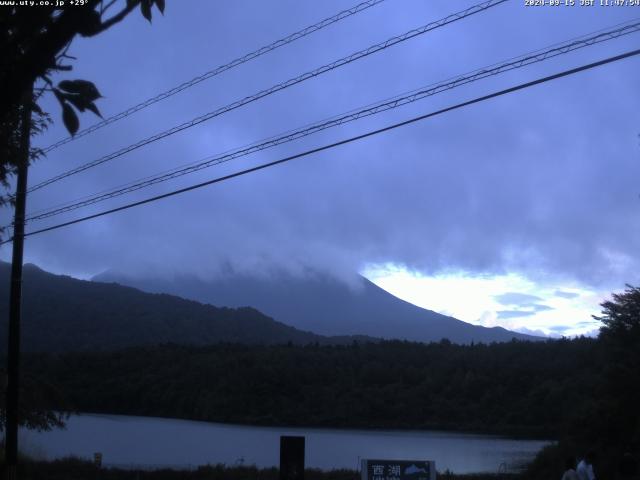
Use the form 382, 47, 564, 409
1, 0, 639, 337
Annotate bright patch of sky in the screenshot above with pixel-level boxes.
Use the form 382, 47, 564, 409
363, 264, 606, 338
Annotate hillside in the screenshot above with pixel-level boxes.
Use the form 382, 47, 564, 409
0, 262, 367, 352
94, 268, 540, 344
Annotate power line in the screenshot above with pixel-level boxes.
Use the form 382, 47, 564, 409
21, 19, 640, 224
3, 47, 638, 245
23, 17, 640, 221
27, 0, 508, 193
39, 0, 388, 154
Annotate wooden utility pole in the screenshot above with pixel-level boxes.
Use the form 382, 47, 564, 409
4, 84, 33, 480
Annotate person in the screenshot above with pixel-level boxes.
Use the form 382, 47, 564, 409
619, 452, 638, 480
577, 452, 596, 480
561, 457, 580, 480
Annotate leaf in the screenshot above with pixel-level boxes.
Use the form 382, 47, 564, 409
57, 80, 76, 92
77, 9, 102, 37
62, 102, 79, 136
62, 93, 87, 112
60, 92, 102, 118
52, 88, 65, 105
154, 0, 165, 14
58, 80, 102, 102
85, 102, 103, 119
141, 0, 152, 22
31, 101, 45, 116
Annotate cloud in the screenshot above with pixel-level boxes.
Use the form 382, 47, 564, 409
582, 328, 601, 338
1, 0, 638, 294
497, 310, 536, 319
554, 290, 580, 299
532, 304, 554, 312
576, 320, 599, 327
494, 292, 543, 306
548, 325, 573, 333
496, 299, 554, 319
514, 326, 555, 338
493, 292, 554, 323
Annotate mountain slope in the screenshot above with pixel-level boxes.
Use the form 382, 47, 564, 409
94, 269, 540, 344
0, 262, 365, 352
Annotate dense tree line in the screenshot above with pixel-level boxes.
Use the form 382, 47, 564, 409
22, 337, 601, 438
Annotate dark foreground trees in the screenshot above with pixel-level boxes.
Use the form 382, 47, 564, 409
0, 0, 167, 461
525, 285, 640, 480
594, 285, 640, 449
0, 0, 166, 204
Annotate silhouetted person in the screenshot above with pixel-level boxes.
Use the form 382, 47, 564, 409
619, 453, 638, 480
577, 451, 596, 480
562, 457, 580, 480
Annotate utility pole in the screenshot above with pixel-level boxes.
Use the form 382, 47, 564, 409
4, 83, 33, 480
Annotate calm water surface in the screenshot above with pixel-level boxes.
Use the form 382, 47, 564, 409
20, 414, 552, 474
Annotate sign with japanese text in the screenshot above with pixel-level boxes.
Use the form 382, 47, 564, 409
361, 459, 436, 480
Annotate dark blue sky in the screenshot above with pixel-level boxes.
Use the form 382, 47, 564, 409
1, 0, 639, 333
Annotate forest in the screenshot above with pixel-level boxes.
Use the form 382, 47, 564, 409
20, 338, 600, 437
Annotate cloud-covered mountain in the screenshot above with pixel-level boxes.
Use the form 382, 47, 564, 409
0, 262, 372, 353
93, 268, 541, 344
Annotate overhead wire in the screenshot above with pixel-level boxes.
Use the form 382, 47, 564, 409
39, 0, 389, 154
20, 19, 640, 224
27, 0, 508, 194
2, 47, 637, 245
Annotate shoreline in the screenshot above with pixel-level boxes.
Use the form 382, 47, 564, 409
66, 411, 556, 442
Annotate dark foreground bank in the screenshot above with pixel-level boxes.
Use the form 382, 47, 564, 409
10, 458, 519, 480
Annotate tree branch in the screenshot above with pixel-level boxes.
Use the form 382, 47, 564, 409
0, 0, 142, 115
101, 0, 119, 15
88, 0, 141, 36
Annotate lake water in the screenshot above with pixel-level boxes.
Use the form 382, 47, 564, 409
19, 414, 552, 474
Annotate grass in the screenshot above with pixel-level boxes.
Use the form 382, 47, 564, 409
9, 458, 522, 480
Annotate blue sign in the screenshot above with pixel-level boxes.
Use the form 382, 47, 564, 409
361, 459, 436, 480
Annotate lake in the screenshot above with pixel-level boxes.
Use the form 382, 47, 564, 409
19, 414, 552, 474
